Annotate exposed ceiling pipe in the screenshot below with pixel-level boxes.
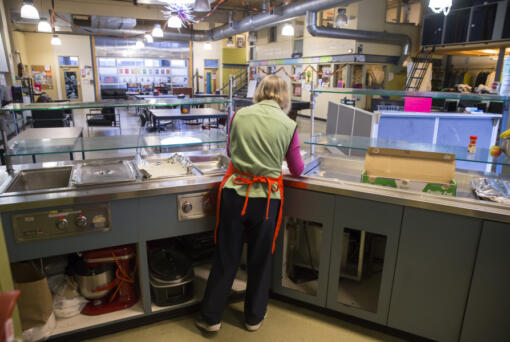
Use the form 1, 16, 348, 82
67, 0, 360, 41
306, 11, 411, 65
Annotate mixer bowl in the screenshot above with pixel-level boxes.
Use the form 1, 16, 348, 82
76, 270, 114, 300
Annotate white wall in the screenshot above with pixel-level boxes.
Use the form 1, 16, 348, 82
192, 40, 223, 93
255, 24, 294, 60
53, 34, 95, 102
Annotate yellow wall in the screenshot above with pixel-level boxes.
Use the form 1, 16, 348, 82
11, 32, 95, 101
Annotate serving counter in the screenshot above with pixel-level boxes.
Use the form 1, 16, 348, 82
0, 143, 508, 341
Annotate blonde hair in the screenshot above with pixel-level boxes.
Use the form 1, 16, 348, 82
254, 75, 291, 113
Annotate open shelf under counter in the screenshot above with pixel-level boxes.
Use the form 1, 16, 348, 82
151, 264, 247, 313
51, 301, 145, 337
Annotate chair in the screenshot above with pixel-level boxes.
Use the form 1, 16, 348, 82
31, 110, 71, 128
86, 107, 121, 134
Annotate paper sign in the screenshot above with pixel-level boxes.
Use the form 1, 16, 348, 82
404, 97, 432, 113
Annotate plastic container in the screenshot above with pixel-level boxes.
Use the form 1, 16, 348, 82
468, 136, 478, 154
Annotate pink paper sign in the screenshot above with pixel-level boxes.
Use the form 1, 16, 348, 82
404, 97, 432, 113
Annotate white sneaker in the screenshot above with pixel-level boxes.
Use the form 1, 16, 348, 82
195, 315, 221, 332
245, 313, 267, 332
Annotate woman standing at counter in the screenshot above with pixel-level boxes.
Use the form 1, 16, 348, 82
196, 75, 304, 332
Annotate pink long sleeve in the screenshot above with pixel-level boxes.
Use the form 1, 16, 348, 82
286, 130, 304, 177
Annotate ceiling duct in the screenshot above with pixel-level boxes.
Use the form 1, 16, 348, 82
90, 16, 137, 30
67, 0, 361, 41
306, 11, 411, 65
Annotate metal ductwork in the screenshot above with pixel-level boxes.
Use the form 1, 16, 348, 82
306, 11, 411, 65
68, 0, 361, 41
90, 16, 137, 30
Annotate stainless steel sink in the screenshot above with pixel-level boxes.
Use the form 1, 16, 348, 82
5, 167, 73, 193
189, 154, 229, 175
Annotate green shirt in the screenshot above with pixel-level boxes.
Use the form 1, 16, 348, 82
224, 100, 297, 199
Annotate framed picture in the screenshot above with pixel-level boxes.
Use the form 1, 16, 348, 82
236, 36, 245, 48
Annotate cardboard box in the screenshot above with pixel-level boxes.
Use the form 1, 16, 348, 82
362, 147, 457, 196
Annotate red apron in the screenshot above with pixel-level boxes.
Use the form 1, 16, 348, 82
214, 162, 284, 254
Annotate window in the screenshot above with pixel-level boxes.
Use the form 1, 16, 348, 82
386, 0, 422, 25
58, 56, 79, 66
249, 42, 256, 61
293, 39, 303, 56
269, 26, 277, 43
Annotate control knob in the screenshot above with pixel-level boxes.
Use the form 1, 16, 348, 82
182, 201, 193, 213
203, 196, 212, 211
75, 215, 88, 228
56, 218, 69, 230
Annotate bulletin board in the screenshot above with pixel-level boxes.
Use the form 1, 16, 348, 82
31, 65, 53, 89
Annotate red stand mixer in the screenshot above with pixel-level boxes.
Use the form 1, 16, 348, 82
79, 245, 138, 316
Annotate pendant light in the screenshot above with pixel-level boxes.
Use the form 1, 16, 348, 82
226, 37, 234, 47
135, 40, 145, 49
152, 24, 164, 38
51, 34, 61, 46
428, 0, 452, 15
204, 41, 212, 50
21, 0, 39, 20
144, 34, 154, 43
247, 31, 256, 43
193, 0, 211, 12
167, 14, 182, 29
37, 20, 52, 32
334, 9, 349, 27
281, 23, 294, 37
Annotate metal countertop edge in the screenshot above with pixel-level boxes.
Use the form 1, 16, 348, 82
0, 174, 509, 224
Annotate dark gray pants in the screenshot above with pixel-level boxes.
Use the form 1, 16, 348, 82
200, 188, 280, 326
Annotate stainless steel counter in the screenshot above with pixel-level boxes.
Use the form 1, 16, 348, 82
0, 153, 509, 224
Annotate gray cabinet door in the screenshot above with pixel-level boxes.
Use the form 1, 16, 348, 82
388, 207, 481, 342
326, 196, 403, 325
272, 188, 335, 307
460, 221, 510, 342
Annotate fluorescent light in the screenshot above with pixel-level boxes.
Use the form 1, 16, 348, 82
144, 34, 154, 43
167, 14, 182, 29
37, 20, 52, 32
135, 40, 145, 49
152, 24, 164, 38
429, 0, 452, 15
51, 34, 61, 46
226, 37, 234, 47
21, 1, 39, 20
204, 42, 212, 50
281, 23, 294, 36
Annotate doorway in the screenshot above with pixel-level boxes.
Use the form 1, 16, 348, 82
60, 67, 82, 101
204, 68, 218, 94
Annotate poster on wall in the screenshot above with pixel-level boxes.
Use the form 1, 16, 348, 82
31, 65, 53, 89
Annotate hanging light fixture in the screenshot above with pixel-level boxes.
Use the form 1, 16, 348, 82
247, 31, 256, 43
226, 37, 234, 47
281, 23, 294, 36
204, 41, 212, 50
167, 14, 182, 29
135, 40, 145, 49
429, 0, 452, 15
152, 24, 164, 38
193, 0, 211, 12
144, 34, 154, 43
51, 34, 61, 46
21, 0, 39, 20
334, 9, 349, 27
37, 19, 52, 32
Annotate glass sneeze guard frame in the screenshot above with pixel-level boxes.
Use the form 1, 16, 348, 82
0, 86, 234, 159
307, 88, 510, 170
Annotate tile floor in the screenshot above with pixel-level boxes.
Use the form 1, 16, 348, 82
87, 299, 406, 342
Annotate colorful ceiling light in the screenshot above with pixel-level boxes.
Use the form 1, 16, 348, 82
152, 24, 164, 38
51, 34, 61, 46
429, 0, 452, 15
21, 0, 39, 20
144, 34, 154, 43
37, 20, 52, 32
281, 23, 294, 37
